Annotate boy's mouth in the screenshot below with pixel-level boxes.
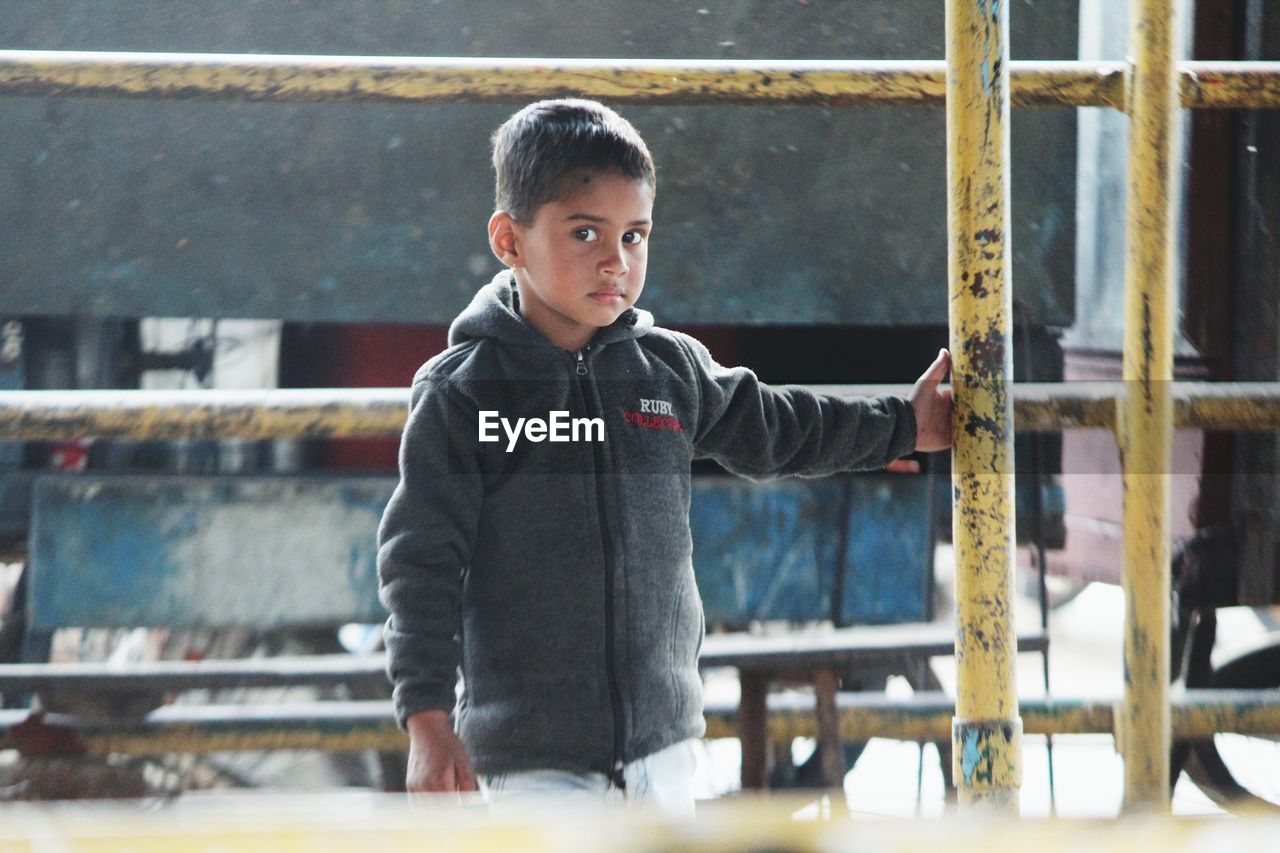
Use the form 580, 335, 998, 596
589, 289, 624, 303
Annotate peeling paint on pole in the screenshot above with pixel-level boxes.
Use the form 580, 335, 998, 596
946, 0, 1021, 813
956, 719, 1021, 790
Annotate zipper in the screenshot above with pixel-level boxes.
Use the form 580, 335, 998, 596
573, 346, 627, 790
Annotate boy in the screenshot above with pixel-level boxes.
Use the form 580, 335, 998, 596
377, 99, 953, 812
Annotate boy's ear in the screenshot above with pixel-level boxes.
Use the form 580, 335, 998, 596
488, 211, 521, 268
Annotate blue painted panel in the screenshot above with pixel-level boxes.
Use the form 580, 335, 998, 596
691, 475, 931, 627
29, 475, 393, 630
691, 478, 841, 626
839, 476, 932, 625
29, 473, 932, 631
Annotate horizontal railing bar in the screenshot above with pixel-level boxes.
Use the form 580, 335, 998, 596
0, 631, 1046, 691
0, 388, 408, 440
0, 52, 1124, 108
1, 691, 1275, 755
3, 52, 1279, 110
699, 625, 1047, 670
1182, 60, 1280, 109
0, 654, 388, 693
704, 689, 1280, 742
2, 382, 1279, 440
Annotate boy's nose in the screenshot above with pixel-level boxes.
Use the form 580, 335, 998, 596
599, 244, 629, 277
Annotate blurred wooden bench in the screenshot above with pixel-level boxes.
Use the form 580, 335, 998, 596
699, 624, 1049, 789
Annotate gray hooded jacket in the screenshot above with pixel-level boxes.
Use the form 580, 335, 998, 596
377, 272, 917, 778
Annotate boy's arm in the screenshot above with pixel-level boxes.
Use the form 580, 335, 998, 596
684, 336, 935, 478
377, 376, 482, 732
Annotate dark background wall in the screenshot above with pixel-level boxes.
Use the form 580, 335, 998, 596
0, 1, 1077, 326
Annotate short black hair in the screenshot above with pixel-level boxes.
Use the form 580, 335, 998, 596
491, 99, 656, 223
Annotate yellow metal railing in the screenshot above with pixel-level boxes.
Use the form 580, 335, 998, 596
1, 50, 1280, 109
2, 383, 1279, 441
1, 13, 1279, 814
4, 691, 1277, 757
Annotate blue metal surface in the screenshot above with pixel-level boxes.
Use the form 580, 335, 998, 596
27, 473, 932, 632
690, 475, 932, 628
28, 475, 390, 630
839, 476, 934, 625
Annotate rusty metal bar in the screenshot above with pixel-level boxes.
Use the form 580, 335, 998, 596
0, 654, 388, 693
1012, 381, 1280, 432
0, 51, 1121, 108
946, 0, 1021, 812
0, 388, 408, 441
1182, 61, 1280, 108
1, 51, 1277, 110
2, 383, 1280, 441
4, 691, 1278, 756
703, 690, 1280, 743
0, 704, 402, 756
1118, 0, 1179, 815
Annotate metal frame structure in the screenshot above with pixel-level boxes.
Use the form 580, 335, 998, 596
2, 0, 1280, 814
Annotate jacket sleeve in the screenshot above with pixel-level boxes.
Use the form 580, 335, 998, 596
377, 375, 483, 728
682, 336, 917, 479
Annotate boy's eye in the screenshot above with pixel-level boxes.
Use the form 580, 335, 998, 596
573, 227, 599, 242
623, 231, 645, 245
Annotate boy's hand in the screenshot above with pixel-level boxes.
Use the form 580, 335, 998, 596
909, 349, 953, 453
405, 709, 478, 795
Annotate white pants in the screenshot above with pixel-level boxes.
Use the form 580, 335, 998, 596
481, 738, 699, 818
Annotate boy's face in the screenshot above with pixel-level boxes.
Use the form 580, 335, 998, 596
490, 171, 653, 352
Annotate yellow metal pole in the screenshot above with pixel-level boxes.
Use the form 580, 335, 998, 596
1119, 0, 1179, 815
946, 0, 1021, 813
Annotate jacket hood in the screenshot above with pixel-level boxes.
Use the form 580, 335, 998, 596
448, 271, 654, 349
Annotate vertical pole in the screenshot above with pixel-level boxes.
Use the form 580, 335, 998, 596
946, 0, 1021, 812
1119, 0, 1178, 814
738, 672, 769, 790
